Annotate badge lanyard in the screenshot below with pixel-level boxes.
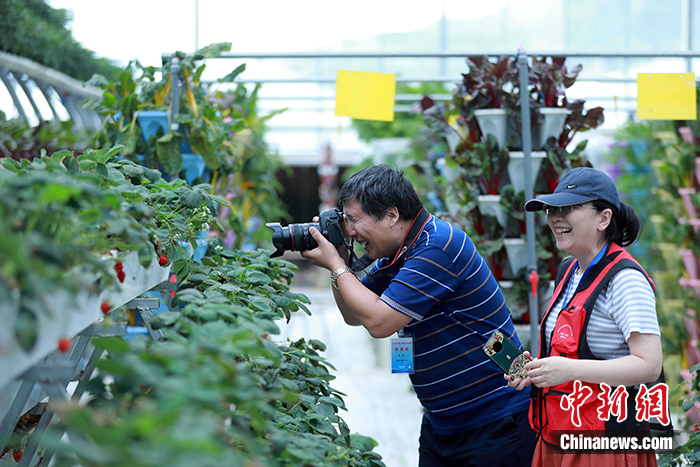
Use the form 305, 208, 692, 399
560, 243, 609, 311
391, 328, 414, 374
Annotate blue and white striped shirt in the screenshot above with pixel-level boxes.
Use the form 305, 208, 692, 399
361, 214, 530, 435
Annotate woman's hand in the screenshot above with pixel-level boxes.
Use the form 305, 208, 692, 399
504, 351, 534, 390
524, 356, 573, 388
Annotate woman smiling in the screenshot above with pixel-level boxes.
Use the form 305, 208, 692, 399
508, 167, 665, 467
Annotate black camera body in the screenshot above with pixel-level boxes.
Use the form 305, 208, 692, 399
267, 208, 345, 257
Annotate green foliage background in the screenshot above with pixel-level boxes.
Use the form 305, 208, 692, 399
0, 0, 120, 81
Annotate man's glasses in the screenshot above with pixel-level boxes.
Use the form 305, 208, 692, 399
543, 204, 592, 216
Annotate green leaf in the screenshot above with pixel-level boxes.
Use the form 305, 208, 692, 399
309, 339, 327, 351
245, 271, 272, 286
156, 131, 185, 175
15, 306, 38, 353
62, 155, 79, 175
219, 64, 246, 83
249, 297, 273, 312
682, 399, 696, 412
312, 402, 336, 418
40, 183, 77, 203
1, 158, 20, 172
350, 434, 378, 452
94, 163, 109, 178
122, 164, 145, 179
178, 187, 205, 208
194, 42, 232, 59
92, 337, 130, 353
150, 312, 180, 329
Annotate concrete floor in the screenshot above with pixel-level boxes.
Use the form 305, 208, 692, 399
281, 271, 424, 467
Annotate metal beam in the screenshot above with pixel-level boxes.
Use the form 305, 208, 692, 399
165, 51, 700, 60
0, 51, 101, 99
14, 74, 44, 122
0, 65, 28, 121
206, 77, 641, 85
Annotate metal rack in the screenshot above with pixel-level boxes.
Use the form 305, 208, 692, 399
0, 253, 174, 466
161, 48, 700, 353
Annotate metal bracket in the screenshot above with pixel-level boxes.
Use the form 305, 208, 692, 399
124, 297, 160, 309
137, 307, 163, 341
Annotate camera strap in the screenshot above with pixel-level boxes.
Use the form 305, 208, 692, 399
349, 251, 374, 273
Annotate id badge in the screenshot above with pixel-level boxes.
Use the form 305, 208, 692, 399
391, 336, 414, 374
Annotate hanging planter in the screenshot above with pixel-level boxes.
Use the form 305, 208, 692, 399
678, 188, 698, 218
537, 108, 571, 149
680, 278, 700, 301
504, 238, 528, 275
478, 195, 507, 227
474, 109, 508, 149
679, 126, 696, 144
506, 151, 547, 194
680, 248, 700, 280
683, 309, 700, 369
680, 217, 700, 234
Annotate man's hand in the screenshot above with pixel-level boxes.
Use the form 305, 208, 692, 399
301, 227, 346, 271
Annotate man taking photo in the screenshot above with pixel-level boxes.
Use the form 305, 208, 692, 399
301, 165, 535, 467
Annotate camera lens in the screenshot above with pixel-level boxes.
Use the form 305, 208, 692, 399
266, 222, 320, 257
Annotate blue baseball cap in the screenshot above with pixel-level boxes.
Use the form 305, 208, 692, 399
524, 167, 620, 212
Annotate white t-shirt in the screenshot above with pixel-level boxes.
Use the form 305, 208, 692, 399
544, 267, 660, 359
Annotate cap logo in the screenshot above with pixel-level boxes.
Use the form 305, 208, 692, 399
567, 184, 577, 189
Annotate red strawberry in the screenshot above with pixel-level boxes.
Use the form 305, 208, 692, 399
58, 338, 71, 354
158, 255, 169, 267
117, 270, 126, 283
12, 450, 22, 462
100, 301, 111, 315
114, 261, 123, 273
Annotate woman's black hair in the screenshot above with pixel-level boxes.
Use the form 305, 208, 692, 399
591, 200, 642, 247
338, 165, 423, 221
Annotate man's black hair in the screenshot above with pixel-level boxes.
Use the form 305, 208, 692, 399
339, 165, 423, 221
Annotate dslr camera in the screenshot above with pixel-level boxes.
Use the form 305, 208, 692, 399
266, 208, 345, 257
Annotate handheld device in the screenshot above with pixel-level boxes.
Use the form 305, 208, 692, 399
482, 330, 529, 379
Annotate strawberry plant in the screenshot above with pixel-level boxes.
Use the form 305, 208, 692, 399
84, 42, 289, 249
0, 145, 227, 351
45, 249, 386, 467
0, 146, 386, 466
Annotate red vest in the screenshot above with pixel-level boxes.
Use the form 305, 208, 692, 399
528, 243, 657, 447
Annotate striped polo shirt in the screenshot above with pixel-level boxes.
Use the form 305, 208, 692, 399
545, 267, 660, 359
361, 212, 530, 435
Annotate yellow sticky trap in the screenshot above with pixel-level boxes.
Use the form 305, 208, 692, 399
335, 70, 396, 122
637, 73, 697, 120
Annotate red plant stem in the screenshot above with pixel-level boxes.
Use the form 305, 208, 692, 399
490, 249, 506, 281
541, 163, 559, 193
